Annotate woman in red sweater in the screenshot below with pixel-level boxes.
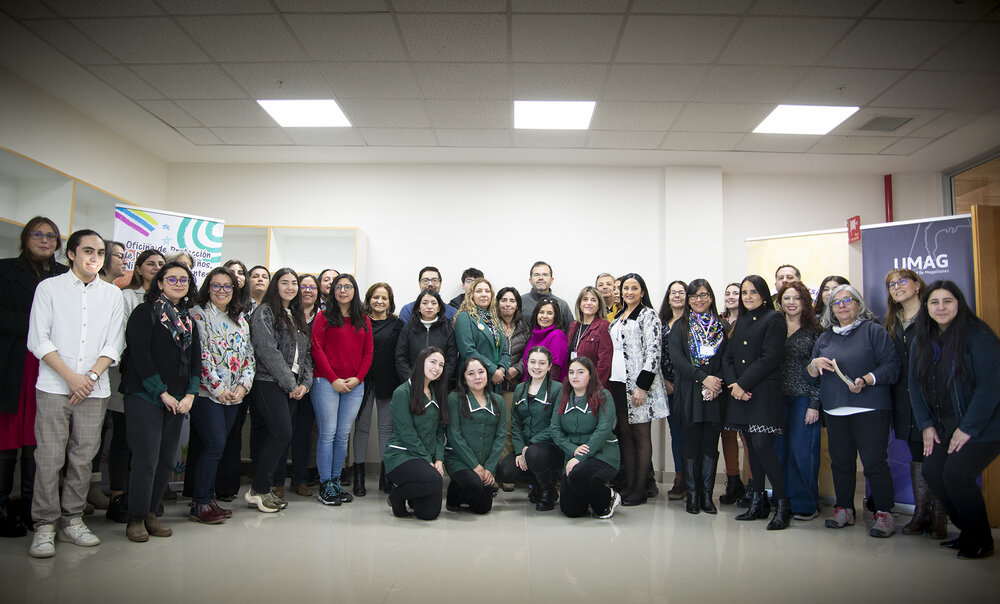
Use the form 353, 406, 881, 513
311, 273, 374, 506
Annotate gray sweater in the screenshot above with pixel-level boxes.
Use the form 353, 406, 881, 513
250, 304, 313, 393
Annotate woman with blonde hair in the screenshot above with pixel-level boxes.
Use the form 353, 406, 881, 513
454, 278, 509, 395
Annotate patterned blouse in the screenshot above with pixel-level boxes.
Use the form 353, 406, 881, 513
191, 304, 255, 405
781, 326, 820, 409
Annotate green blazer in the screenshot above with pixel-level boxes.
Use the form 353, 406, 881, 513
510, 379, 562, 452
383, 382, 446, 474
549, 389, 619, 471
444, 391, 506, 475
454, 310, 510, 377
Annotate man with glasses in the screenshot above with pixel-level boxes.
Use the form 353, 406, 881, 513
521, 261, 573, 332
448, 268, 484, 309
398, 266, 458, 323
26, 230, 125, 558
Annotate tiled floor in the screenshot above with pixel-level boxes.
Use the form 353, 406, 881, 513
1, 484, 996, 604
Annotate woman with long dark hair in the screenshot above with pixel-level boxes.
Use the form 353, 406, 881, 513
724, 275, 790, 530
523, 297, 568, 382
395, 289, 457, 387
311, 273, 373, 506
384, 346, 449, 520
659, 279, 688, 501
496, 286, 531, 487
223, 259, 250, 311
669, 279, 727, 515
718, 282, 747, 506
815, 275, 850, 321
909, 281, 1000, 559
454, 278, 509, 394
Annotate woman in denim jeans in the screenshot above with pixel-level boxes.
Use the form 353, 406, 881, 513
311, 273, 373, 506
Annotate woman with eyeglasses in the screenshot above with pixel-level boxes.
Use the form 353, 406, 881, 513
808, 284, 900, 538
122, 262, 201, 541
658, 280, 688, 501
815, 276, 850, 322
311, 273, 373, 506
523, 297, 568, 382
186, 267, 254, 524
454, 278, 509, 395
0, 218, 68, 538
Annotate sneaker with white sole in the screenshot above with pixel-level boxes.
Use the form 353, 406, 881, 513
28, 524, 56, 558
317, 481, 341, 506
244, 488, 280, 513
869, 511, 895, 538
595, 489, 622, 519
825, 506, 855, 529
58, 517, 100, 547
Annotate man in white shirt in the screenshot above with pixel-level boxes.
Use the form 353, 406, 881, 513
26, 230, 125, 558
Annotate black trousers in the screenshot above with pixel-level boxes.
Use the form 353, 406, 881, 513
682, 423, 721, 459
214, 401, 247, 497
124, 396, 184, 520
744, 431, 786, 499
250, 381, 296, 494
825, 409, 894, 512
560, 458, 617, 518
275, 391, 315, 487
923, 414, 1000, 547
386, 459, 442, 521
447, 469, 494, 514
496, 441, 563, 487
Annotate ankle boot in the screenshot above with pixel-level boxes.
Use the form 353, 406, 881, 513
719, 474, 746, 505
379, 462, 392, 493
667, 471, 686, 500
927, 497, 949, 540
144, 513, 172, 537
536, 485, 557, 512
683, 457, 699, 514
0, 500, 26, 538
700, 454, 718, 514
903, 461, 930, 535
645, 466, 659, 498
766, 497, 792, 530
735, 491, 770, 521
353, 463, 367, 497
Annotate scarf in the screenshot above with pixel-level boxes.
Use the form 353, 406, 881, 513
832, 317, 865, 336
476, 307, 499, 347
687, 312, 724, 365
153, 293, 193, 352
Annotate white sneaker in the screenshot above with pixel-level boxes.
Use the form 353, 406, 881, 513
58, 517, 101, 547
29, 524, 56, 558
596, 489, 622, 519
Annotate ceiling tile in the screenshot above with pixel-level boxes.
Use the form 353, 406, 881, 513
175, 100, 273, 127
630, 0, 751, 15
424, 100, 509, 128
512, 15, 621, 62
358, 128, 437, 146
872, 71, 1000, 111
223, 62, 332, 99
210, 127, 293, 145
71, 17, 211, 63
137, 100, 200, 127
832, 107, 942, 137
414, 63, 510, 99
317, 62, 421, 98
660, 131, 743, 151
177, 15, 308, 62
922, 23, 1000, 73
393, 0, 504, 12
603, 64, 707, 101
750, 0, 875, 17
158, 0, 275, 14
590, 101, 683, 130
784, 67, 906, 106
339, 99, 431, 128
821, 20, 967, 69
719, 17, 855, 65
21, 19, 118, 64
174, 127, 223, 145
672, 103, 773, 132
0, 1, 59, 18
44, 0, 163, 17
869, 0, 996, 20
735, 133, 822, 152
513, 63, 606, 100
907, 110, 980, 138
511, 0, 628, 12
130, 64, 247, 99
285, 14, 406, 61
435, 129, 511, 147
87, 65, 164, 99
283, 128, 366, 146
693, 65, 808, 103
880, 137, 935, 155
399, 14, 507, 62
274, 0, 388, 11
809, 135, 895, 154
616, 16, 739, 63
586, 130, 664, 149
511, 130, 588, 147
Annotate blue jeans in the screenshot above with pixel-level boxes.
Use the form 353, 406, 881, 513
774, 396, 821, 514
189, 398, 239, 505
311, 378, 365, 483
666, 405, 684, 473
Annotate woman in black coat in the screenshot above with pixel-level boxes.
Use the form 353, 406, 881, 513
722, 275, 790, 530
395, 290, 457, 387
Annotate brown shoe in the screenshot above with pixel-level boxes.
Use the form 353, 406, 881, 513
87, 483, 110, 510
144, 513, 172, 537
126, 519, 148, 543
294, 483, 313, 497
272, 485, 285, 499
189, 504, 227, 524
209, 500, 232, 518
667, 472, 686, 500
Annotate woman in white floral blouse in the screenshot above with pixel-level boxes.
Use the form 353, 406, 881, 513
188, 267, 255, 524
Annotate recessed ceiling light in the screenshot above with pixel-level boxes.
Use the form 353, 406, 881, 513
514, 101, 596, 130
257, 99, 351, 127
753, 104, 859, 135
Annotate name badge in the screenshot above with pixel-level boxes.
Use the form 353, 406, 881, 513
570, 351, 578, 359
699, 344, 714, 357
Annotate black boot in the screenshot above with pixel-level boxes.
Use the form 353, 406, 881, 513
528, 482, 540, 504
379, 462, 392, 493
700, 454, 718, 514
683, 457, 699, 514
735, 491, 770, 521
718, 474, 746, 505
536, 485, 557, 512
645, 466, 658, 498
903, 461, 929, 535
353, 463, 367, 497
766, 497, 792, 530
0, 499, 26, 538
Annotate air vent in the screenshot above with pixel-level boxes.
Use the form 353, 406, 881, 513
856, 116, 913, 132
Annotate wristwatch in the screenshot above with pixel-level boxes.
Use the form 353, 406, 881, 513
87, 370, 99, 383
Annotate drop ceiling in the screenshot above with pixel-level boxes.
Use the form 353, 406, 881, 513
1, 0, 999, 173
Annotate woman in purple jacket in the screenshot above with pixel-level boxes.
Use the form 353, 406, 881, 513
523, 297, 569, 383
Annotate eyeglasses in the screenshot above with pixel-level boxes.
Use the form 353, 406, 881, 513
688, 293, 711, 300
109, 252, 125, 260
887, 278, 909, 289
419, 278, 441, 285
210, 283, 234, 293
832, 297, 856, 307
30, 231, 58, 242
164, 276, 189, 286
300, 285, 317, 292
463, 277, 477, 285
334, 283, 354, 291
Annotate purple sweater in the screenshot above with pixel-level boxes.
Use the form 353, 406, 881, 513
523, 325, 569, 382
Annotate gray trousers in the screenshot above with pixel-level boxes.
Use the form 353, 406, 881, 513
352, 389, 392, 463
32, 390, 107, 527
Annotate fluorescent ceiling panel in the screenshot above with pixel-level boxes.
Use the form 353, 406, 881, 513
257, 99, 351, 127
514, 100, 596, 130
753, 104, 859, 135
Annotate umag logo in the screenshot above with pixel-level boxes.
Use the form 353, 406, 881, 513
893, 254, 949, 270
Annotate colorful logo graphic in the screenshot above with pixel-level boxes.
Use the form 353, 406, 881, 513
114, 207, 159, 236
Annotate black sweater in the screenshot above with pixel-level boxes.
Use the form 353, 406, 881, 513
366, 316, 403, 399
394, 316, 458, 386
123, 302, 201, 406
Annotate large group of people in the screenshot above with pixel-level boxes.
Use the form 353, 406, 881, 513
1, 217, 998, 561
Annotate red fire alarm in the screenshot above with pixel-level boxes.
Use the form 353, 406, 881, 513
847, 215, 861, 243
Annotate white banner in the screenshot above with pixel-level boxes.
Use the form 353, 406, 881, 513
114, 205, 225, 282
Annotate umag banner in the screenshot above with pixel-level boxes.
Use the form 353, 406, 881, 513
114, 205, 225, 282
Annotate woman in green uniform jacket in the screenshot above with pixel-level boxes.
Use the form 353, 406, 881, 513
383, 346, 449, 520
454, 278, 509, 394
496, 346, 564, 511
550, 357, 621, 519
445, 357, 507, 514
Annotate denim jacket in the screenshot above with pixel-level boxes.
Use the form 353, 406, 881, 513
250, 304, 312, 393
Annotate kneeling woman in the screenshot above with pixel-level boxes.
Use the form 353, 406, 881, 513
384, 347, 449, 520
497, 346, 564, 511
550, 357, 621, 519
445, 357, 507, 513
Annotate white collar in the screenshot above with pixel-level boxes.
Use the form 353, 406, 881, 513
467, 394, 496, 415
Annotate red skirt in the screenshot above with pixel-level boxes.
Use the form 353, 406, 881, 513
0, 351, 39, 450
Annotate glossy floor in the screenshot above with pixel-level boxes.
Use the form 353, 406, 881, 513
1, 485, 996, 604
